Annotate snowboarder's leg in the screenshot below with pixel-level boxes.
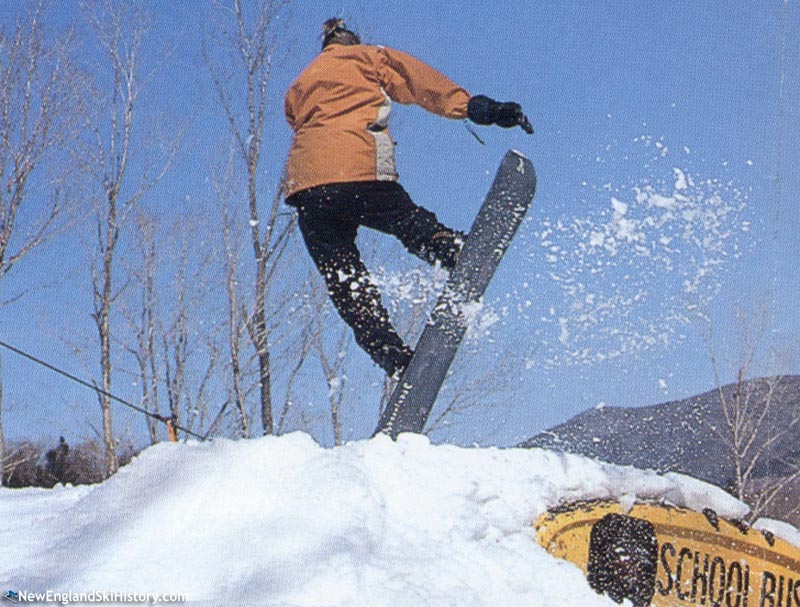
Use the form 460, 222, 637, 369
318, 251, 412, 377
360, 182, 464, 269
292, 189, 412, 376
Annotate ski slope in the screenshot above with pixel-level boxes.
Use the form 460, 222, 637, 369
0, 433, 797, 606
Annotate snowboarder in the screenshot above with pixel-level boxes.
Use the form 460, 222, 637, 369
284, 18, 532, 377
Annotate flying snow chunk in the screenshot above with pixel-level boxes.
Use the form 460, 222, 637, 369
589, 232, 605, 247
611, 197, 628, 218
462, 300, 500, 340
558, 318, 570, 346
673, 168, 689, 191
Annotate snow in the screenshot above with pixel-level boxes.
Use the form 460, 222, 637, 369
373, 265, 503, 342
1, 432, 789, 607
754, 518, 800, 549
519, 136, 749, 369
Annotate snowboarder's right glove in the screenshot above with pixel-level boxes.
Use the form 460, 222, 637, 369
467, 95, 533, 134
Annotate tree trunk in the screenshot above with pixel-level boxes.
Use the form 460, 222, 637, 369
249, 152, 273, 436
99, 213, 118, 476
204, 0, 294, 439
223, 220, 249, 438
0, 354, 5, 487
253, 300, 273, 436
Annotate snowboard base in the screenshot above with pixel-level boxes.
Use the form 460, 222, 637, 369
375, 150, 537, 438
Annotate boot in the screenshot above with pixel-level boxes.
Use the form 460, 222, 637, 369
374, 342, 413, 379
427, 230, 465, 269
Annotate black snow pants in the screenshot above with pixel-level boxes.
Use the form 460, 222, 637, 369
286, 181, 462, 376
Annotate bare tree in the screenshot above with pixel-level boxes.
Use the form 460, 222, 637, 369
81, 2, 179, 475
705, 304, 800, 522
276, 281, 317, 435
159, 228, 218, 439
122, 213, 219, 443
301, 274, 352, 445
123, 214, 161, 444
0, 2, 82, 484
0, 3, 80, 285
425, 352, 518, 437
212, 146, 251, 437
316, 328, 350, 446
1, 441, 40, 487
0, 354, 5, 484
204, 0, 294, 436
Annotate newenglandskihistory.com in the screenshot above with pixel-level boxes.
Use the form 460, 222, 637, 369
3, 589, 188, 604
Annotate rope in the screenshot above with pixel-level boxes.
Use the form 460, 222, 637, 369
0, 338, 206, 441
463, 120, 486, 145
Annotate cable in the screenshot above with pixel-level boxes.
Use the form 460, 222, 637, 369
0, 338, 206, 441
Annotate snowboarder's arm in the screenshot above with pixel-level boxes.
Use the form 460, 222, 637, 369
376, 47, 532, 134
377, 47, 470, 119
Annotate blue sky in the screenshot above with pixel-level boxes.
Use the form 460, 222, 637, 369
0, 1, 797, 447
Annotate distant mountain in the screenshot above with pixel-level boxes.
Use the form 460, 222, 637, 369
521, 375, 800, 525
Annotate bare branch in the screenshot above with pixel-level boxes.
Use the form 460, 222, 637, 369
0, 3, 81, 281
701, 302, 800, 522
79, 0, 182, 475
205, 0, 293, 436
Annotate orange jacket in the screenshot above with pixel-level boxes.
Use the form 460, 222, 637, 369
284, 44, 470, 197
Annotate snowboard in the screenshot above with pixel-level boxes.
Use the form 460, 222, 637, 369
374, 150, 537, 439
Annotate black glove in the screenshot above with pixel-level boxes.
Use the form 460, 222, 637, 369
467, 95, 533, 134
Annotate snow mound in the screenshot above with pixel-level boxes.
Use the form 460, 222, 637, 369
0, 433, 784, 606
